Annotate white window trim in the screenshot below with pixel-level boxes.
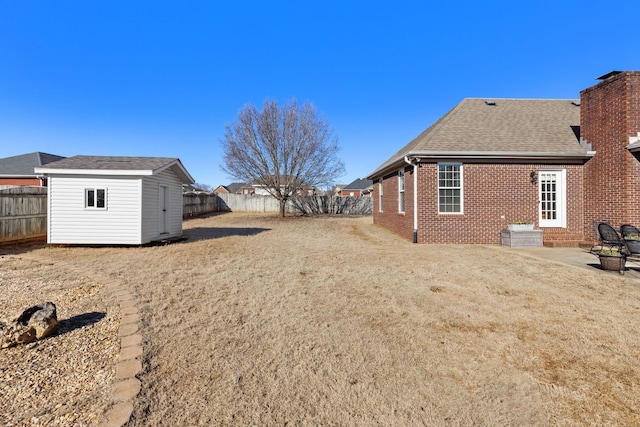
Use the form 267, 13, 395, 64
438, 163, 463, 214
378, 180, 383, 212
398, 169, 405, 213
85, 188, 107, 210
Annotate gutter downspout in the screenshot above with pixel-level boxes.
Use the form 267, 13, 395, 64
404, 156, 419, 243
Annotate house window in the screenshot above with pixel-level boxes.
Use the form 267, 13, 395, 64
378, 180, 383, 212
398, 169, 405, 213
86, 188, 106, 209
438, 164, 462, 213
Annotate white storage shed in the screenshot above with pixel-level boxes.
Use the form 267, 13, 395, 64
35, 156, 195, 245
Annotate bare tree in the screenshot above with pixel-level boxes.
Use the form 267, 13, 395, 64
221, 99, 345, 217
193, 183, 213, 192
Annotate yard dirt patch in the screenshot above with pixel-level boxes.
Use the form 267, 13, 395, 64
3, 212, 640, 426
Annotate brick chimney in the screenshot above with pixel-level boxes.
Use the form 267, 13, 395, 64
582, 71, 640, 240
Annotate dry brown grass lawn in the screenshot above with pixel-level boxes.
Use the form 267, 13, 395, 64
7, 213, 640, 426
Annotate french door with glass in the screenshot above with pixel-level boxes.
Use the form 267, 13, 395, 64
539, 170, 566, 228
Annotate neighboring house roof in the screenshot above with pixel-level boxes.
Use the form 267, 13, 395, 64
368, 98, 593, 179
0, 152, 66, 176
343, 178, 373, 191
34, 155, 195, 184
213, 185, 230, 193
227, 182, 248, 193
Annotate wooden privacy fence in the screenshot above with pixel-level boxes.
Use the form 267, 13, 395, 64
216, 193, 281, 213
0, 186, 48, 244
1, 189, 372, 244
183, 192, 226, 217
215, 193, 372, 215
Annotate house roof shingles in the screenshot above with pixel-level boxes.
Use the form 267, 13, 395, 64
369, 98, 590, 178
226, 183, 247, 193
0, 152, 66, 176
343, 178, 373, 190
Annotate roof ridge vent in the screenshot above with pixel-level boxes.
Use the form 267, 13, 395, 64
484, 100, 496, 106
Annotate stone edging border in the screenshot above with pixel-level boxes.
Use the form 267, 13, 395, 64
98, 284, 143, 427
18, 253, 143, 427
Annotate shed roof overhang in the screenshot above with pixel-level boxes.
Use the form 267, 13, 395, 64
35, 159, 195, 184
367, 150, 596, 180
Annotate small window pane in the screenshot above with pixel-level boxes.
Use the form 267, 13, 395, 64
96, 189, 105, 208
87, 190, 95, 207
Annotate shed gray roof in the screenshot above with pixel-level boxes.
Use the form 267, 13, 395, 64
368, 98, 592, 179
35, 155, 194, 184
0, 152, 66, 176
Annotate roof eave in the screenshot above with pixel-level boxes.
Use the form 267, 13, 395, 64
627, 142, 640, 153
367, 150, 596, 180
34, 168, 155, 176
154, 159, 195, 184
34, 161, 194, 184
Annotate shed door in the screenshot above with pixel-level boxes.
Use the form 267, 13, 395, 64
160, 186, 168, 234
539, 170, 566, 228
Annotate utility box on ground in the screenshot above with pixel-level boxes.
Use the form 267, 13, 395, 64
500, 230, 543, 248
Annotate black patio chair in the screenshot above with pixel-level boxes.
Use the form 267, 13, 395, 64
591, 223, 630, 274
621, 224, 640, 239
594, 222, 630, 255
621, 224, 640, 254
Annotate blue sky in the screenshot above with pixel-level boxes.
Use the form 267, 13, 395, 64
1, 1, 638, 188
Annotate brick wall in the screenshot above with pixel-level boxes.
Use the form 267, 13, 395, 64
372, 162, 585, 244
338, 189, 366, 197
0, 178, 43, 186
372, 167, 415, 241
582, 71, 640, 240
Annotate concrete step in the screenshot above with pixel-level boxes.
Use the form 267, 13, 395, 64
543, 234, 587, 247
543, 240, 585, 248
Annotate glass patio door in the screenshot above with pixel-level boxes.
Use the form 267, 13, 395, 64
539, 170, 566, 228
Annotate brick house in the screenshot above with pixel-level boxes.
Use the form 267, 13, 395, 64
0, 152, 65, 187
367, 71, 640, 245
338, 178, 373, 197
213, 183, 254, 195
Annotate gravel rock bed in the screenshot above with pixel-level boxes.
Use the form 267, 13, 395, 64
0, 253, 121, 427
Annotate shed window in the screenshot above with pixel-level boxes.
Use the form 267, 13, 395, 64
438, 164, 462, 213
86, 188, 106, 209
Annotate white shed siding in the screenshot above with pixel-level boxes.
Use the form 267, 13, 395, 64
141, 176, 159, 243
48, 175, 143, 244
140, 169, 183, 243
